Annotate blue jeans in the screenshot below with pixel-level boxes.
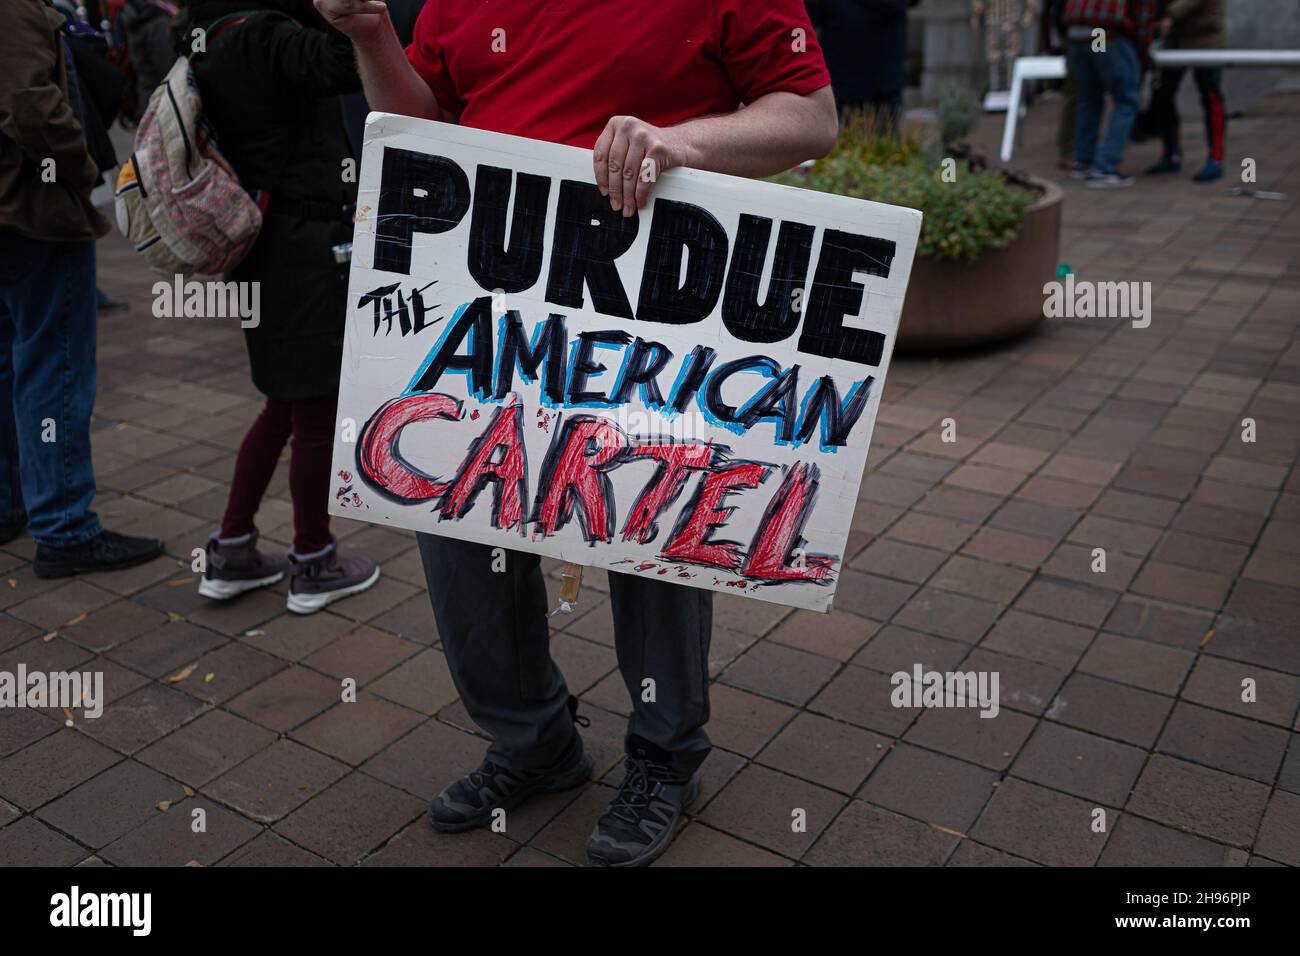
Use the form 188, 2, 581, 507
1070, 35, 1141, 174
0, 232, 103, 547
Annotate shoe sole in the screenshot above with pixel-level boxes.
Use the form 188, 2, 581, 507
429, 751, 595, 834
33, 544, 165, 580
286, 567, 381, 614
198, 571, 285, 601
587, 774, 702, 868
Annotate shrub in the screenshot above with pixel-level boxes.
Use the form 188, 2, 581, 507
937, 85, 982, 148
820, 108, 923, 169
771, 104, 1032, 262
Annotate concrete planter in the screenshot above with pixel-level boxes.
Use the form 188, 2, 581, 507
896, 176, 1063, 352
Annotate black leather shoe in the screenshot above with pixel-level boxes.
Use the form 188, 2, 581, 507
34, 530, 164, 579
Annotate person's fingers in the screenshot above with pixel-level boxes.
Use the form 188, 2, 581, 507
621, 129, 648, 218
314, 0, 387, 25
605, 122, 631, 213
593, 121, 615, 197
633, 141, 664, 211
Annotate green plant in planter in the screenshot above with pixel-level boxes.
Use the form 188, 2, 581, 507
771, 105, 1031, 263
937, 85, 982, 150
822, 108, 923, 169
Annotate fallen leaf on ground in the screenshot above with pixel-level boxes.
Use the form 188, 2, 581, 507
165, 663, 198, 683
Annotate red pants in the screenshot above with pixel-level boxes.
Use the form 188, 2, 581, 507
221, 394, 337, 553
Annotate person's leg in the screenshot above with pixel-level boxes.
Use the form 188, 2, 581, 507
200, 397, 294, 600
219, 398, 293, 540
286, 394, 338, 554
1147, 66, 1185, 169
1093, 36, 1141, 174
3, 235, 161, 577
1193, 67, 1226, 180
6, 238, 101, 547
419, 534, 590, 831
1056, 57, 1078, 165
418, 534, 576, 770
1069, 42, 1103, 169
608, 572, 713, 775
0, 299, 25, 541
282, 393, 379, 613
587, 572, 712, 866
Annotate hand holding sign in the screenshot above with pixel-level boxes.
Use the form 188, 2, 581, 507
592, 116, 689, 217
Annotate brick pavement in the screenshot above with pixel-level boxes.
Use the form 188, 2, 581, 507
1, 93, 1298, 867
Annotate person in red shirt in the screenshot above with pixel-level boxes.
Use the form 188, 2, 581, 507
316, 0, 837, 867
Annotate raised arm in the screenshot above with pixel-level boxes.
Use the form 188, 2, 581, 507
313, 0, 444, 120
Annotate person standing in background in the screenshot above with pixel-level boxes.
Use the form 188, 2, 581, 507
1064, 0, 1164, 189
808, 0, 917, 135
1145, 0, 1226, 181
119, 0, 185, 112
1048, 0, 1080, 169
0, 0, 164, 575
181, 0, 380, 614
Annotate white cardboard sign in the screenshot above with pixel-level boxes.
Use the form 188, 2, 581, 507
331, 113, 921, 611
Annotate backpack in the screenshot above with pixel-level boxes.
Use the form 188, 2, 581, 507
112, 12, 264, 277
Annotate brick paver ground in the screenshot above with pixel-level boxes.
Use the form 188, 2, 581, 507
2, 92, 1298, 867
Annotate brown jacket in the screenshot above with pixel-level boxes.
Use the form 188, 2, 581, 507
0, 0, 110, 241
1167, 0, 1227, 50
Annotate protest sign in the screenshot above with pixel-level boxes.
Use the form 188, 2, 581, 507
330, 113, 921, 611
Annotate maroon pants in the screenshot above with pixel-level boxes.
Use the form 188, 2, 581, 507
221, 394, 337, 553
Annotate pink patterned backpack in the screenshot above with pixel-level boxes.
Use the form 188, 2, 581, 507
113, 13, 263, 276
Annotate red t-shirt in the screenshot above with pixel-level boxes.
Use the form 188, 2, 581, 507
405, 0, 831, 149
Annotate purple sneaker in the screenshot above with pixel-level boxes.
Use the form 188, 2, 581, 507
198, 531, 289, 600
287, 538, 380, 614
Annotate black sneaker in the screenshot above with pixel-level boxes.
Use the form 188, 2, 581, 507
587, 740, 700, 868
429, 701, 592, 832
34, 530, 165, 579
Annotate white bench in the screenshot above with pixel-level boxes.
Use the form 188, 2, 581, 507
999, 49, 1300, 162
